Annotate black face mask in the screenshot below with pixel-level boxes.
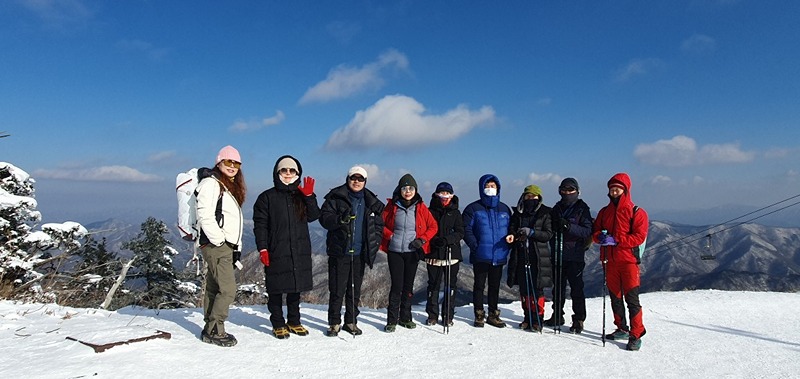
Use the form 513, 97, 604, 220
561, 192, 578, 204
523, 199, 540, 213
609, 195, 620, 206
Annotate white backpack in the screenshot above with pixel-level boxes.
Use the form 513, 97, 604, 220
175, 167, 215, 242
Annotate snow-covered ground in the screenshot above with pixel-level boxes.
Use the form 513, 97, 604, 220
1, 290, 798, 378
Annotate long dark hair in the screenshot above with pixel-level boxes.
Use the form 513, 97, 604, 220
212, 166, 246, 205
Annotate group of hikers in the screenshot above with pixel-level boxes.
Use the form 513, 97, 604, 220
194, 145, 650, 351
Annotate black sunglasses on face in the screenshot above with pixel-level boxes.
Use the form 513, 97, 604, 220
349, 175, 366, 182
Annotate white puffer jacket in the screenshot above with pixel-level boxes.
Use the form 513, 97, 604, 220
195, 176, 243, 249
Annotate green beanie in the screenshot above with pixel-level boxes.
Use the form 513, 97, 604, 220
523, 184, 542, 197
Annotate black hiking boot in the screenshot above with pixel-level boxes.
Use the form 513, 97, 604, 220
543, 316, 565, 327
326, 325, 340, 337
201, 328, 237, 347
570, 320, 584, 334
343, 323, 362, 336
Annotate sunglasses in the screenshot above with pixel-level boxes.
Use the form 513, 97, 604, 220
221, 159, 241, 169
279, 167, 298, 175
348, 175, 366, 183
400, 186, 415, 193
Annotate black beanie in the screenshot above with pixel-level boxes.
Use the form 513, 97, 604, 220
398, 173, 417, 190
560, 177, 579, 191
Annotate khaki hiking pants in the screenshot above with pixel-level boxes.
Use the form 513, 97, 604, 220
202, 243, 236, 335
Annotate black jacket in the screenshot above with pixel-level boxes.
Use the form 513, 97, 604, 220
427, 194, 465, 261
319, 184, 384, 268
550, 198, 593, 262
507, 203, 554, 289
252, 155, 320, 294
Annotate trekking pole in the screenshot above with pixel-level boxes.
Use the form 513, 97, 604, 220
443, 245, 452, 335
553, 231, 562, 334
348, 213, 357, 339
523, 237, 539, 333
601, 244, 608, 347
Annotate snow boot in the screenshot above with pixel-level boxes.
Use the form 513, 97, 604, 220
569, 319, 584, 334
543, 315, 565, 327
272, 326, 290, 339
626, 336, 642, 351
426, 318, 438, 326
474, 309, 485, 328
343, 323, 362, 336
201, 327, 237, 347
287, 324, 309, 336
398, 320, 416, 329
384, 324, 397, 333
486, 310, 506, 328
326, 325, 340, 337
605, 328, 630, 340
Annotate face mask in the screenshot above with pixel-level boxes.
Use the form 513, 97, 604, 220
561, 192, 578, 204
523, 199, 540, 213
483, 187, 497, 197
281, 176, 299, 185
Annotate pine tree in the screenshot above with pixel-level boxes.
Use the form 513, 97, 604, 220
123, 217, 182, 309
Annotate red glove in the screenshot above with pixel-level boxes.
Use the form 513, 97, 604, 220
298, 176, 315, 197
259, 249, 270, 266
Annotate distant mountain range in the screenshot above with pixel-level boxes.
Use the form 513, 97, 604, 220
85, 217, 800, 308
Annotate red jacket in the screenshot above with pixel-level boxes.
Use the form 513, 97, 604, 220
592, 173, 649, 264
381, 199, 438, 255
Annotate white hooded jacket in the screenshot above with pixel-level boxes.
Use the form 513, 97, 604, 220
195, 175, 243, 248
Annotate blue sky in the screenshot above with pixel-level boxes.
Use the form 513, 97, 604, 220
2, 0, 799, 226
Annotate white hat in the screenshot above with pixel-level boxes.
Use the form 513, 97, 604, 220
348, 166, 368, 179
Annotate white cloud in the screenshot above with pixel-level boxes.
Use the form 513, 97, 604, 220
147, 151, 176, 163
634, 135, 756, 167
34, 166, 160, 182
615, 58, 665, 82
325, 94, 495, 150
527, 172, 562, 185
18, 0, 93, 24
116, 39, 170, 62
299, 49, 410, 104
681, 34, 717, 54
651, 175, 673, 185
229, 110, 285, 132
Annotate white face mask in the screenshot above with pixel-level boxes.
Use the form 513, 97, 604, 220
483, 187, 497, 197
280, 176, 299, 185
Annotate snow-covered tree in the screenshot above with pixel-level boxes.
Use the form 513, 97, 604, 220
123, 217, 185, 309
1, 162, 88, 301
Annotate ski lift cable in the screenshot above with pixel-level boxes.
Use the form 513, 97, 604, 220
645, 194, 800, 258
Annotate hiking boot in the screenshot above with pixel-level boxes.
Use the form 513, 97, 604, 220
605, 328, 630, 340
326, 325, 340, 337
398, 320, 416, 329
287, 324, 309, 336
384, 324, 396, 333
474, 309, 485, 328
569, 320, 584, 334
519, 321, 530, 331
342, 323, 362, 336
201, 329, 237, 347
543, 316, 565, 327
272, 326, 290, 339
426, 318, 438, 326
626, 336, 642, 351
486, 310, 506, 328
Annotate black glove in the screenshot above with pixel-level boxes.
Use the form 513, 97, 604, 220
416, 249, 426, 261
556, 218, 570, 233
409, 238, 424, 250
431, 236, 446, 248
232, 250, 241, 269
340, 212, 354, 224
517, 227, 531, 239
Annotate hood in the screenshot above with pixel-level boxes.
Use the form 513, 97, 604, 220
607, 172, 633, 208
478, 174, 501, 208
272, 154, 303, 189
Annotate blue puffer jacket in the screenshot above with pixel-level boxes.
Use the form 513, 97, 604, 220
462, 174, 512, 266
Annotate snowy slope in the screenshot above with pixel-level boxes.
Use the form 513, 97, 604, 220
1, 290, 798, 378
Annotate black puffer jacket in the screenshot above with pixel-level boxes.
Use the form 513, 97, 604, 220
549, 199, 593, 262
319, 184, 384, 268
427, 194, 465, 261
253, 155, 320, 293
507, 202, 554, 289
